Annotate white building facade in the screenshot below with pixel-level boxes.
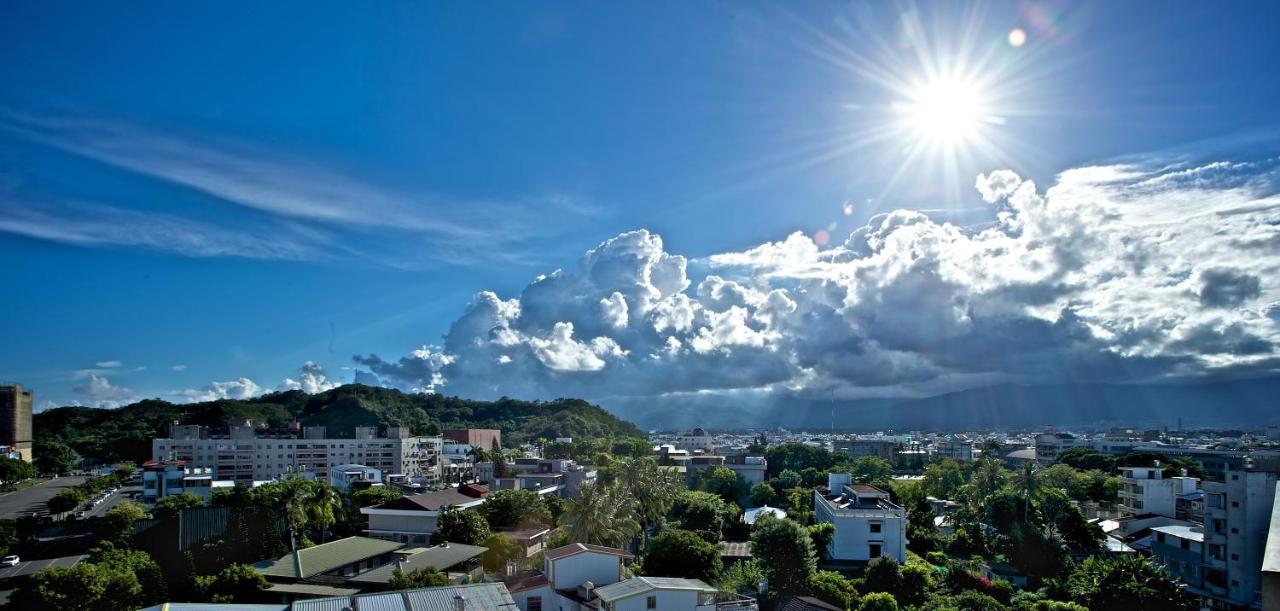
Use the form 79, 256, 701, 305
1117, 466, 1199, 518
814, 474, 907, 563
153, 423, 441, 485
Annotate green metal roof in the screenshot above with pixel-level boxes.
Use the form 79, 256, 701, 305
253, 536, 404, 579
350, 542, 488, 584
265, 583, 361, 598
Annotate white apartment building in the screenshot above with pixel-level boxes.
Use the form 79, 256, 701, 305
1117, 466, 1199, 518
1201, 468, 1277, 608
814, 474, 907, 563
832, 436, 902, 462
152, 422, 442, 486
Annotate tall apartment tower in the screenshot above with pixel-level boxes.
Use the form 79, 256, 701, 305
0, 385, 34, 462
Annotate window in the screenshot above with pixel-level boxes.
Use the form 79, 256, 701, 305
646, 595, 657, 609
1231, 501, 1238, 508
870, 522, 883, 533
1231, 553, 1239, 560
1231, 528, 1239, 534
527, 597, 542, 611
1180, 539, 1190, 550
869, 543, 882, 558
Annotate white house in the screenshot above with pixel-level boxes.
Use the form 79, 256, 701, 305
505, 542, 756, 611
329, 463, 383, 492
592, 576, 721, 610
814, 474, 907, 563
725, 456, 767, 486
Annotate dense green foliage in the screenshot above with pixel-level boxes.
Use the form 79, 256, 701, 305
388, 566, 449, 589
749, 513, 816, 595
641, 528, 722, 584
432, 508, 492, 545
192, 564, 271, 603
482, 488, 553, 529
35, 384, 646, 464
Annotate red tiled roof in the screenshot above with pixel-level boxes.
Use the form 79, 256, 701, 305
543, 542, 634, 561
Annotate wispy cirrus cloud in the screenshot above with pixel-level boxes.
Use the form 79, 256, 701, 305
1, 111, 601, 268
0, 198, 322, 261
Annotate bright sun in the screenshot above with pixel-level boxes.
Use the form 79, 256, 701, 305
903, 76, 986, 146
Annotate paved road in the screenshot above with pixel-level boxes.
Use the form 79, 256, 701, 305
0, 477, 87, 520
86, 484, 142, 518
0, 554, 87, 580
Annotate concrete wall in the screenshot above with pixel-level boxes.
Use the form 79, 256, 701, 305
547, 552, 620, 590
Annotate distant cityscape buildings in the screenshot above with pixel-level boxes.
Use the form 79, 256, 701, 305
152, 421, 442, 485
0, 384, 33, 461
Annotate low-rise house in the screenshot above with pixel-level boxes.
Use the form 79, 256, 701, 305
1150, 524, 1207, 594
252, 536, 404, 596
361, 484, 489, 545
505, 542, 755, 611
349, 541, 488, 588
140, 583, 518, 611
814, 474, 907, 563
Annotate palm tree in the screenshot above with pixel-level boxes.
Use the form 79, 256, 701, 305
307, 482, 343, 542
1014, 461, 1039, 523
561, 481, 640, 548
613, 458, 682, 531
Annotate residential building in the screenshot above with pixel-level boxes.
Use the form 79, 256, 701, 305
936, 436, 974, 461
1201, 468, 1277, 608
252, 536, 404, 596
1262, 486, 1280, 611
141, 460, 235, 504
504, 542, 757, 611
1117, 466, 1199, 518
140, 583, 518, 611
1033, 430, 1086, 463
349, 541, 488, 587
833, 436, 901, 462
592, 576, 722, 610
488, 458, 598, 498
361, 484, 490, 545
724, 456, 767, 486
674, 428, 715, 453
1149, 524, 1207, 593
329, 464, 383, 492
0, 384, 33, 462
444, 428, 502, 451
814, 474, 907, 563
153, 422, 441, 485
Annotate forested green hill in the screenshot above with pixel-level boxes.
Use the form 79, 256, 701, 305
34, 385, 645, 464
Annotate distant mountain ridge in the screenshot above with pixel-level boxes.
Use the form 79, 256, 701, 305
616, 377, 1280, 432
35, 384, 644, 464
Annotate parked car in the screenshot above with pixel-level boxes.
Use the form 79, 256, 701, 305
2, 556, 19, 567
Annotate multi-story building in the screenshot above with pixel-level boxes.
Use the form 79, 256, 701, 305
833, 436, 902, 462
814, 474, 907, 563
724, 456, 767, 486
362, 484, 492, 545
444, 428, 502, 451
329, 463, 383, 492
140, 460, 233, 504
674, 428, 715, 454
1033, 430, 1086, 463
153, 422, 441, 486
1262, 486, 1280, 611
0, 384, 33, 462
1117, 466, 1199, 518
1200, 468, 1277, 608
936, 436, 974, 462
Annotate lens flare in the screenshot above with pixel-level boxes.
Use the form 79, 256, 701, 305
1008, 28, 1027, 47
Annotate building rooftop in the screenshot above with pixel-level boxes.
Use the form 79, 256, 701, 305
1152, 525, 1204, 543
742, 505, 786, 524
350, 542, 487, 584
1262, 486, 1280, 579
290, 583, 517, 611
592, 576, 716, 602
369, 485, 488, 512
253, 536, 404, 579
720, 541, 753, 558
543, 542, 634, 561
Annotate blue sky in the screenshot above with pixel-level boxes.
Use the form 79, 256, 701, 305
3, 1, 1279, 411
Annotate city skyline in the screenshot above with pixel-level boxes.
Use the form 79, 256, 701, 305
3, 2, 1280, 417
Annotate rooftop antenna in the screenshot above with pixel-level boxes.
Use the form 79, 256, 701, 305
830, 388, 835, 436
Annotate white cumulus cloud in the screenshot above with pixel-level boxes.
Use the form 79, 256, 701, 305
351, 157, 1280, 407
